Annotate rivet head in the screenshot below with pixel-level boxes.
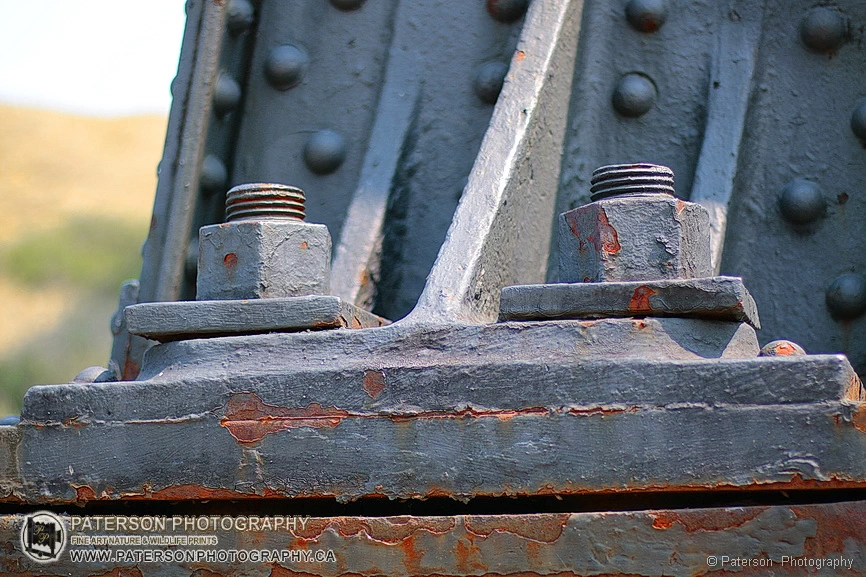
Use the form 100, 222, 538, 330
265, 44, 309, 91
474, 62, 509, 105
227, 0, 255, 35
0, 415, 20, 426
850, 100, 866, 142
625, 0, 668, 33
201, 155, 229, 193
778, 179, 825, 225
826, 273, 866, 320
330, 0, 366, 11
800, 7, 848, 53
759, 340, 807, 357
213, 73, 242, 115
304, 130, 348, 175
612, 73, 656, 117
486, 0, 529, 23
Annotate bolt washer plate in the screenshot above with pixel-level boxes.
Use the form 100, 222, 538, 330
499, 276, 760, 329
125, 296, 389, 342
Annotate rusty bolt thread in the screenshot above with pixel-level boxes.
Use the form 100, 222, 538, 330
225, 183, 306, 222
590, 163, 675, 201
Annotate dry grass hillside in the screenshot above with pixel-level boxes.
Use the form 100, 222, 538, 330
0, 104, 167, 415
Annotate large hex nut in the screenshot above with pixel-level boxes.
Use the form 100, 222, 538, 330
197, 220, 331, 300
558, 195, 712, 283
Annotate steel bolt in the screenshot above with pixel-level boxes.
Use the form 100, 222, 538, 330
330, 0, 366, 11
214, 73, 242, 115
265, 44, 309, 91
225, 183, 306, 221
304, 130, 348, 175
227, 0, 255, 35
851, 100, 866, 142
613, 73, 656, 118
590, 163, 674, 201
800, 7, 847, 53
559, 164, 711, 283
625, 0, 668, 33
474, 62, 509, 105
486, 0, 529, 23
759, 340, 806, 357
197, 184, 331, 300
778, 179, 825, 225
826, 273, 866, 320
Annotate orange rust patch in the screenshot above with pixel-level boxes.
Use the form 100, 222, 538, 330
629, 285, 657, 313
62, 416, 87, 428
294, 517, 457, 544
363, 370, 386, 398
515, 50, 526, 61
795, 502, 866, 557
676, 199, 686, 214
588, 209, 621, 254
564, 211, 580, 238
122, 358, 140, 381
74, 484, 98, 504
770, 342, 799, 356
300, 241, 308, 249
846, 374, 866, 402
221, 392, 349, 444
465, 514, 569, 543
852, 404, 866, 434
650, 509, 765, 533
223, 253, 238, 268
150, 484, 262, 501
88, 569, 146, 577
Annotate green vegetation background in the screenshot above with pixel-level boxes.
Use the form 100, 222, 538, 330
0, 105, 164, 416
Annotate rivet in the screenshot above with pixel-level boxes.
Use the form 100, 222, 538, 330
486, 0, 529, 23
73, 366, 114, 383
625, 0, 668, 33
200, 155, 229, 193
213, 73, 242, 115
800, 7, 847, 53
826, 273, 866, 320
474, 62, 509, 105
227, 0, 255, 36
778, 179, 825, 225
304, 130, 348, 175
759, 340, 806, 357
850, 100, 866, 142
186, 237, 199, 280
612, 73, 657, 117
264, 44, 309, 91
330, 0, 366, 11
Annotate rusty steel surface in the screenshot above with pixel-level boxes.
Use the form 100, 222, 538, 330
2, 502, 865, 575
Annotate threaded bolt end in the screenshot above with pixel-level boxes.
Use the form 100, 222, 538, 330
225, 183, 306, 222
589, 163, 675, 201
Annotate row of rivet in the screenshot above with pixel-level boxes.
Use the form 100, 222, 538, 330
201, 0, 256, 196
614, 0, 664, 117
252, 1, 525, 175
614, 3, 855, 119
790, 5, 862, 321
776, 179, 864, 320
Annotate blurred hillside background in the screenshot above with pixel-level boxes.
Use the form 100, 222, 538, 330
0, 0, 185, 415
